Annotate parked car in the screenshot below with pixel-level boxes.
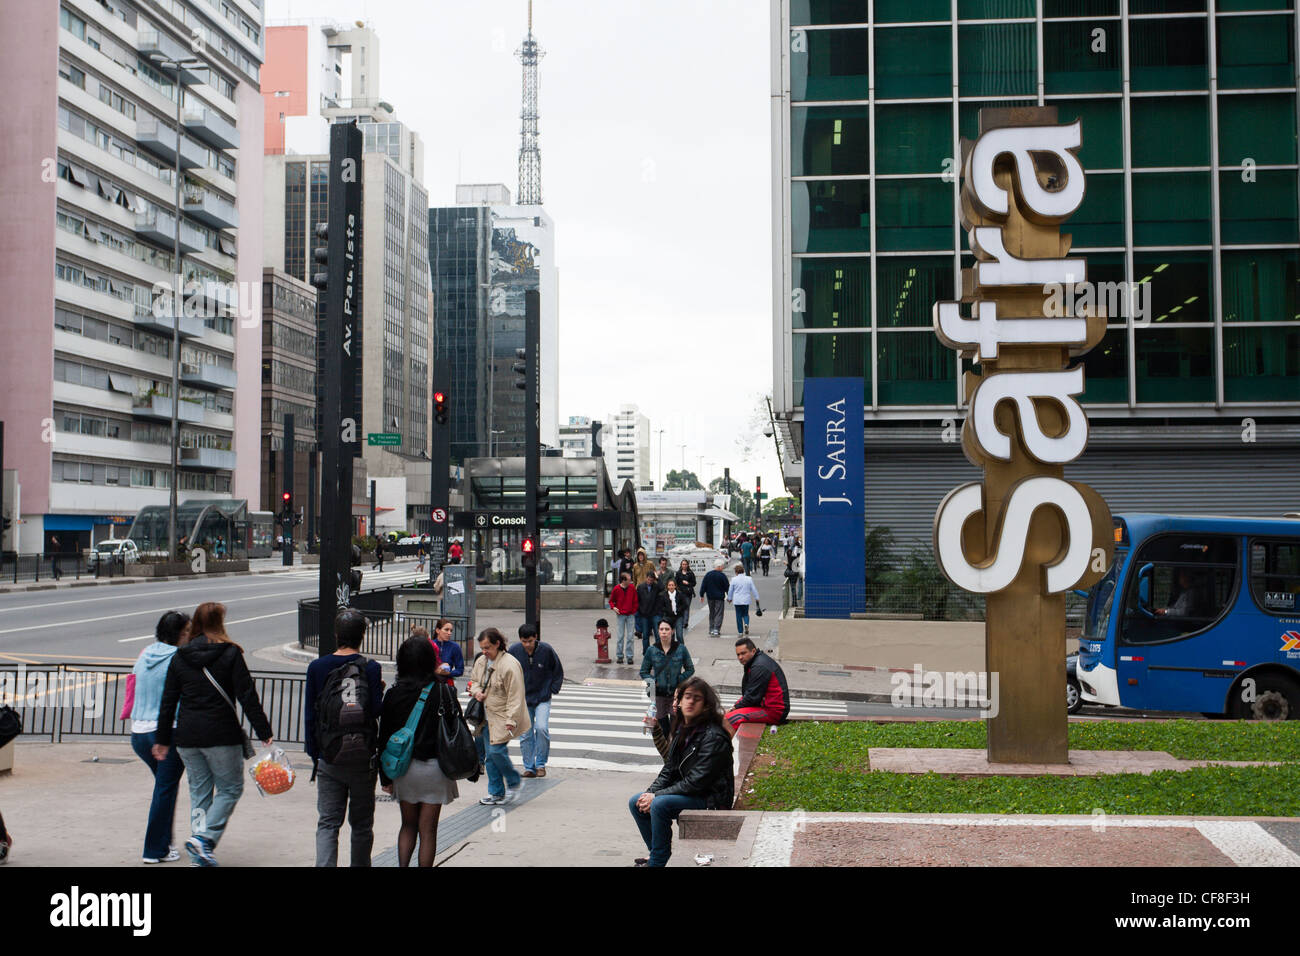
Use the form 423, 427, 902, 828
1067, 653, 1082, 714
88, 538, 139, 568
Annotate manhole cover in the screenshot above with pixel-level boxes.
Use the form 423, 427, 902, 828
817, 670, 851, 678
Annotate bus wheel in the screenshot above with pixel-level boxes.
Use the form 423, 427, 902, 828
1233, 677, 1298, 720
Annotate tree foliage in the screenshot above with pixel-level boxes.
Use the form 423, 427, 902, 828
663, 469, 704, 491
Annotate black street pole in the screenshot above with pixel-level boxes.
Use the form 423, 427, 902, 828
316, 121, 362, 656
524, 289, 540, 634
429, 355, 451, 585
369, 480, 377, 542
282, 414, 295, 566
307, 450, 317, 554
724, 466, 731, 496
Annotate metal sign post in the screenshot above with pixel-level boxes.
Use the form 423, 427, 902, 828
429, 355, 451, 584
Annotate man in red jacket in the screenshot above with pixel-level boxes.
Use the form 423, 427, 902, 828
724, 637, 790, 736
608, 571, 639, 664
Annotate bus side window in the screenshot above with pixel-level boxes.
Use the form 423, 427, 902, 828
1249, 540, 1300, 614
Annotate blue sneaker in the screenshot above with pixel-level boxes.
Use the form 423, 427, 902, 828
185, 836, 218, 867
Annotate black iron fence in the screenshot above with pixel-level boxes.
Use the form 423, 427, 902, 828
297, 601, 471, 663
1, 663, 310, 745
0, 552, 124, 583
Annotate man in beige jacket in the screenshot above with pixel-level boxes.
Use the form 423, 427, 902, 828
468, 627, 530, 805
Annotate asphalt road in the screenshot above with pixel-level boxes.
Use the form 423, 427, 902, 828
0, 561, 429, 671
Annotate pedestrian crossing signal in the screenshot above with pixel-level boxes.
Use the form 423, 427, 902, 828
521, 536, 537, 570
434, 390, 448, 426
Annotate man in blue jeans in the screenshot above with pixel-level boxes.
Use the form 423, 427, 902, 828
507, 623, 564, 778
635, 571, 664, 659
726, 564, 761, 636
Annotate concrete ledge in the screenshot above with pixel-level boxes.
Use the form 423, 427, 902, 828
866, 747, 1286, 777
678, 811, 745, 840
777, 616, 984, 671
24, 585, 56, 592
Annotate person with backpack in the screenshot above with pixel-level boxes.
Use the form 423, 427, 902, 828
305, 608, 385, 867
153, 602, 274, 867
128, 610, 191, 864
378, 637, 459, 867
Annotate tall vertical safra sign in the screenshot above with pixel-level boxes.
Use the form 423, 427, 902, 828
932, 108, 1113, 764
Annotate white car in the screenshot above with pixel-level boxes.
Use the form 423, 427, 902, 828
88, 539, 140, 568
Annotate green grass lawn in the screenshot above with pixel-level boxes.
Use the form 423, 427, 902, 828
742, 720, 1300, 815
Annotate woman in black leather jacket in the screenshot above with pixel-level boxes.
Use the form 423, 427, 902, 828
628, 677, 734, 867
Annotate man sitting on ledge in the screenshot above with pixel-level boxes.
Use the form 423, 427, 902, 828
724, 637, 790, 737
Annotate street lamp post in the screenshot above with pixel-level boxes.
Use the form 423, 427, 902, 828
150, 53, 204, 561
656, 428, 665, 490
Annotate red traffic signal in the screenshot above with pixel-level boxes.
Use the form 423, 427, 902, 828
434, 390, 448, 425
521, 538, 535, 554
521, 536, 537, 570
281, 491, 291, 503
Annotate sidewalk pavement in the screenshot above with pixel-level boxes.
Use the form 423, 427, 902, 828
5, 740, 1296, 867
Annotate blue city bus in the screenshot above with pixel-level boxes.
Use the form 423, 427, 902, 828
1077, 514, 1300, 719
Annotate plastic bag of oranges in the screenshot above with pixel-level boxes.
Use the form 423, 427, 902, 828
249, 746, 295, 796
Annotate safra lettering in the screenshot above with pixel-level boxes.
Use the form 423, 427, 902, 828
816, 397, 852, 505
49, 886, 152, 937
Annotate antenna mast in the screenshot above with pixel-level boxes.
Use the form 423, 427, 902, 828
516, 0, 544, 205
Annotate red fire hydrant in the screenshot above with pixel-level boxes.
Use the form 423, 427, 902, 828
594, 618, 612, 664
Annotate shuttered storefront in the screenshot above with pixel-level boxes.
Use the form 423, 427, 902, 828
866, 441, 1300, 554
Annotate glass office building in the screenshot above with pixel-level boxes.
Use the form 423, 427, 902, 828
772, 0, 1300, 549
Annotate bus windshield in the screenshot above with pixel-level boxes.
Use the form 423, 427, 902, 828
1083, 551, 1125, 641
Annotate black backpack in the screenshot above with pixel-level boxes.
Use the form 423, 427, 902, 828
0, 705, 20, 747
316, 659, 377, 768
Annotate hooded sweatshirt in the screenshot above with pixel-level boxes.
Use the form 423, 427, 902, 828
130, 641, 179, 734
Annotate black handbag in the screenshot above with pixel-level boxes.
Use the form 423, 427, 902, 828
463, 666, 491, 726
0, 705, 21, 747
435, 684, 480, 780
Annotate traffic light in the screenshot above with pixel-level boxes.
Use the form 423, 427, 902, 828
513, 347, 528, 391
433, 389, 448, 426
521, 535, 537, 570
536, 483, 550, 516
310, 222, 329, 291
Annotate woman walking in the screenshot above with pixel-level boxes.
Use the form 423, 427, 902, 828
378, 637, 459, 867
153, 602, 274, 867
639, 620, 695, 740
758, 537, 773, 577
467, 627, 530, 805
627, 677, 734, 867
129, 611, 191, 864
673, 559, 697, 634
660, 577, 689, 644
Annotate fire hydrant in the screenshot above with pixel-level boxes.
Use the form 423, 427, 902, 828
593, 618, 612, 664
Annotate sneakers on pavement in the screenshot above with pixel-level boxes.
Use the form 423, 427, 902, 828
505, 780, 526, 803
185, 836, 217, 867
143, 848, 180, 864
479, 794, 506, 805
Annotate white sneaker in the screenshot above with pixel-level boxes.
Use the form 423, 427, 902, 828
506, 780, 526, 803
142, 848, 180, 864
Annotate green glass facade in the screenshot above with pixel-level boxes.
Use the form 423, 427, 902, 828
779, 2, 1300, 413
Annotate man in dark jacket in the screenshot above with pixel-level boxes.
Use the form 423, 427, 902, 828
635, 572, 664, 657
723, 637, 791, 737
508, 624, 564, 778
154, 635, 274, 866
628, 679, 734, 867
698, 559, 730, 636
304, 609, 385, 867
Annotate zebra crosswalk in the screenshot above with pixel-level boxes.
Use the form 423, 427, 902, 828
500, 682, 850, 775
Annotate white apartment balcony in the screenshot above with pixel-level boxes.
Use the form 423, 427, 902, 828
134, 309, 205, 340
193, 278, 237, 313
136, 115, 206, 169
135, 207, 204, 254
182, 184, 238, 229
56, 278, 134, 323
136, 30, 207, 84
183, 107, 239, 151
55, 431, 171, 466
180, 446, 236, 470
180, 362, 237, 391
132, 393, 204, 424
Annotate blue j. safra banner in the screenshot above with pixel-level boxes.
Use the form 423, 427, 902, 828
803, 377, 866, 618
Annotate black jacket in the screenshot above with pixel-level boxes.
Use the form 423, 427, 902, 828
738, 650, 791, 720
377, 678, 445, 785
648, 720, 734, 810
507, 641, 564, 707
673, 569, 697, 600
660, 588, 689, 625
156, 637, 273, 748
637, 581, 663, 617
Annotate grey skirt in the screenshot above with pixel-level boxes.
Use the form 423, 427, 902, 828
393, 757, 459, 806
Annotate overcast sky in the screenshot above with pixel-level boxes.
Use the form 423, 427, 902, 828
268, 0, 786, 503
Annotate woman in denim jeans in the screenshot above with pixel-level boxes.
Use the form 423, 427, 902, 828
154, 602, 273, 867
129, 611, 191, 863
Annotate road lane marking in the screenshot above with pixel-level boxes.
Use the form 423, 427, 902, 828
0, 576, 320, 613
118, 608, 298, 642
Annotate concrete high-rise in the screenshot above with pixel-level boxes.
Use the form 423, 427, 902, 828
0, 0, 265, 554
604, 404, 651, 491
262, 20, 432, 529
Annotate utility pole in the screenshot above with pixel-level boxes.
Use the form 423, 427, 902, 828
429, 356, 451, 584
517, 290, 542, 632
369, 480, 377, 542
